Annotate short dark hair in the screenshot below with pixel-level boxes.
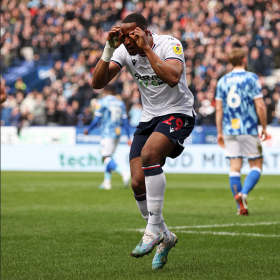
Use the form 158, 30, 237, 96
103, 85, 116, 95
122, 13, 147, 30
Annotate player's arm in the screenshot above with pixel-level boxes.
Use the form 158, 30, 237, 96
129, 28, 183, 88
254, 97, 267, 141
121, 103, 132, 145
215, 100, 225, 148
122, 117, 132, 145
84, 102, 103, 134
92, 60, 120, 89
84, 116, 101, 134
92, 26, 122, 89
0, 79, 8, 104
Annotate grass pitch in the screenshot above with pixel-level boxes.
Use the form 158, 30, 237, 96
1, 172, 280, 280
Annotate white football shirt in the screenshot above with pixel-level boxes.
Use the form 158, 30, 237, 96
110, 33, 195, 122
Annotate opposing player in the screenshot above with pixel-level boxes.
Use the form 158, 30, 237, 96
0, 77, 8, 104
91, 14, 195, 269
215, 48, 267, 215
84, 85, 131, 190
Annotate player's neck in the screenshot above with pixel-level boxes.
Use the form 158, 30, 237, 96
138, 35, 153, 55
233, 66, 245, 70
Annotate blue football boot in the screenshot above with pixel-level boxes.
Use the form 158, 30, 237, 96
130, 230, 164, 258
152, 232, 178, 270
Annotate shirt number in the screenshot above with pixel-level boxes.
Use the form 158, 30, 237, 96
109, 107, 122, 122
227, 85, 241, 108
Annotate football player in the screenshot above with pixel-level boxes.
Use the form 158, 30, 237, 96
216, 48, 267, 215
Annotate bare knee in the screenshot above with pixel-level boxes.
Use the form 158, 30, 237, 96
131, 176, 146, 195
141, 147, 160, 166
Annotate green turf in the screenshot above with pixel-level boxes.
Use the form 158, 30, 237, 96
1, 172, 280, 280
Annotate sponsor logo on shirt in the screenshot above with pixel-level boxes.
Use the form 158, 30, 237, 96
134, 73, 166, 88
173, 44, 182, 55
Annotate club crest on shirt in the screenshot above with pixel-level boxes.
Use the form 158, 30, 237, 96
131, 56, 138, 66
173, 44, 182, 55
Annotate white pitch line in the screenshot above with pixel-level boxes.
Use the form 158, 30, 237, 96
177, 230, 280, 238
132, 221, 280, 233
168, 221, 280, 230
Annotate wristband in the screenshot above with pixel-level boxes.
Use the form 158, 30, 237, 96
101, 41, 115, 63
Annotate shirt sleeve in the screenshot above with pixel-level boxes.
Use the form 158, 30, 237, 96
163, 38, 185, 65
215, 79, 223, 101
110, 45, 126, 70
94, 100, 104, 117
252, 76, 263, 99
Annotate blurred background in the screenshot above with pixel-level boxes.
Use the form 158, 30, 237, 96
1, 0, 280, 174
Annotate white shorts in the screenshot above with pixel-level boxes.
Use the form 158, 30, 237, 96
100, 138, 119, 157
224, 135, 263, 159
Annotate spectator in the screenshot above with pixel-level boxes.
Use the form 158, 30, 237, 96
1, 0, 279, 128
65, 104, 77, 126
8, 106, 22, 128
14, 78, 27, 92
46, 99, 58, 126
32, 93, 46, 125
197, 100, 216, 126
248, 47, 263, 75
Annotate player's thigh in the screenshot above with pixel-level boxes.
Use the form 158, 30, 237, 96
224, 135, 243, 159
154, 113, 195, 160
100, 138, 118, 157
130, 156, 146, 195
229, 158, 243, 172
130, 133, 149, 162
239, 135, 263, 160
141, 131, 177, 165
248, 157, 263, 169
141, 114, 195, 164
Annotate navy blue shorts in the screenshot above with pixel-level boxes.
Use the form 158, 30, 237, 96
129, 113, 195, 162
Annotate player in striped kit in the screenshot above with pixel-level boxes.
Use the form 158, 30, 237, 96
215, 48, 267, 215
84, 85, 131, 190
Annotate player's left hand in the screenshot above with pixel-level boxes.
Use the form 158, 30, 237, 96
217, 133, 225, 148
84, 129, 88, 135
260, 129, 267, 141
129, 28, 149, 50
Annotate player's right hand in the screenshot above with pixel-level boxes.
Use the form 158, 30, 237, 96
84, 129, 88, 135
217, 133, 225, 148
107, 26, 122, 49
260, 129, 267, 141
127, 139, 132, 146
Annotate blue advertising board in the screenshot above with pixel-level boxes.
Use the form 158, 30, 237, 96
76, 126, 218, 144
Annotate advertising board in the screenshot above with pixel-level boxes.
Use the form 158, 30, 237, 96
1, 144, 279, 174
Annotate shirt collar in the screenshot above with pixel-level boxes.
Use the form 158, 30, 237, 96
231, 69, 245, 72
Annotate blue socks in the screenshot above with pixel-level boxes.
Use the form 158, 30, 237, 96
106, 158, 117, 172
242, 167, 261, 195
229, 172, 242, 209
229, 172, 242, 196
104, 171, 112, 180
229, 168, 262, 210
104, 157, 123, 180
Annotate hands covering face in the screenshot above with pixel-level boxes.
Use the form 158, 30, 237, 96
107, 26, 149, 50
128, 27, 149, 50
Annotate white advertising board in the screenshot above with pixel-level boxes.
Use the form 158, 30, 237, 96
258, 126, 280, 147
1, 144, 279, 174
1, 126, 76, 145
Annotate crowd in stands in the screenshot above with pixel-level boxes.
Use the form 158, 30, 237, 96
1, 0, 280, 128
